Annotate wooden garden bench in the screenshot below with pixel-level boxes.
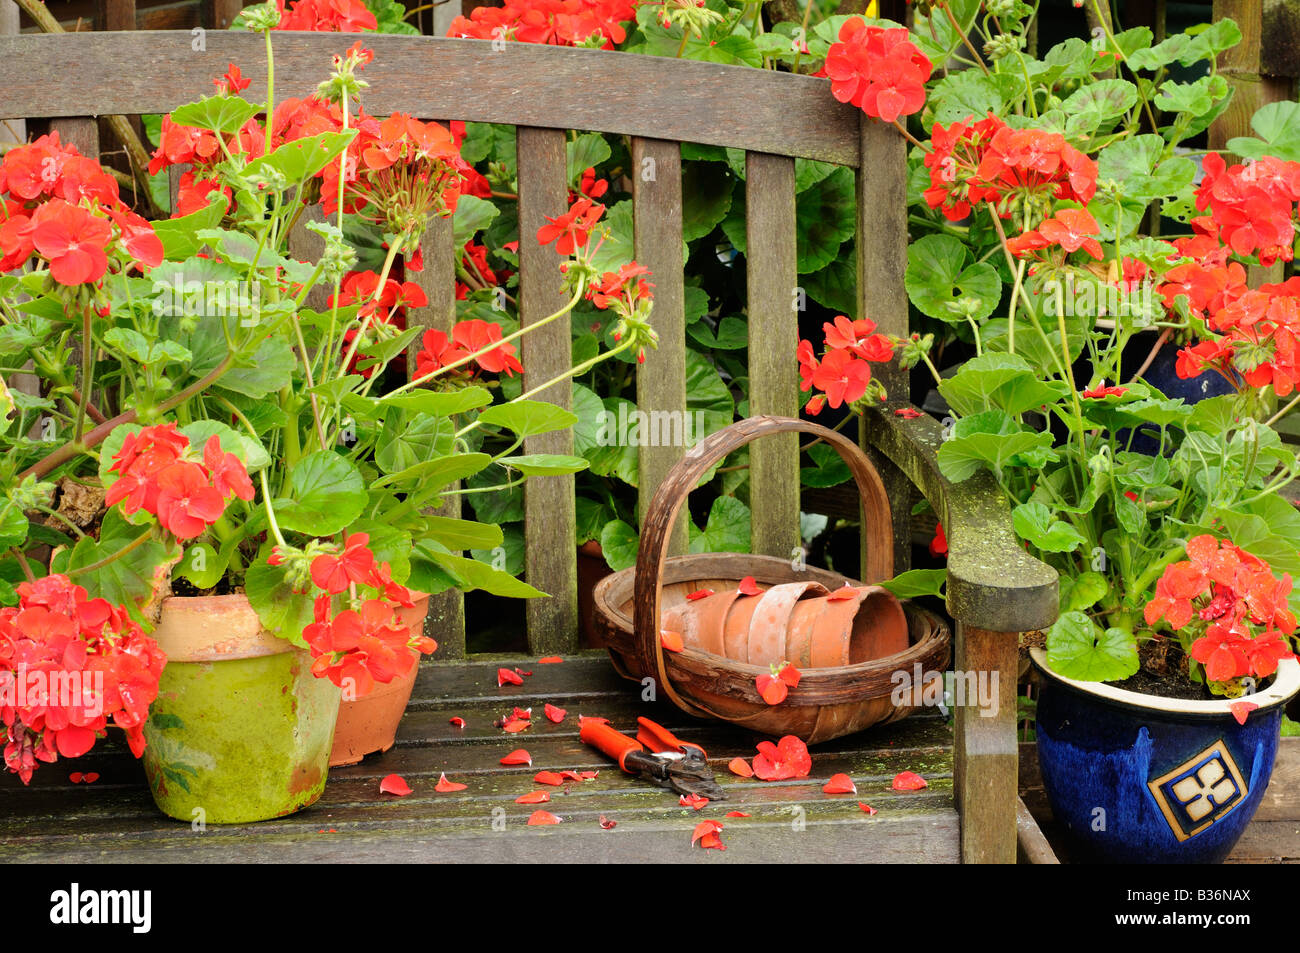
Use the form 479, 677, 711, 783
0, 29, 1058, 862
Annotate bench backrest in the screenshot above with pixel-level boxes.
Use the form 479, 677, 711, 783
0, 30, 909, 656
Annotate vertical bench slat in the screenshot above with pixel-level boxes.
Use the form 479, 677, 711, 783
856, 115, 911, 580
744, 151, 800, 559
516, 126, 578, 655
51, 117, 99, 158
203, 0, 245, 29
407, 199, 467, 659
631, 137, 688, 556
95, 0, 136, 32
0, 1, 23, 147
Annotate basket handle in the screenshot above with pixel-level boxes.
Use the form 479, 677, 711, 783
632, 415, 894, 715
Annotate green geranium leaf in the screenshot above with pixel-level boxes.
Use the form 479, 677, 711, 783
244, 541, 315, 646
497, 454, 589, 476
1012, 502, 1087, 553
801, 442, 852, 488
427, 550, 546, 598
1046, 611, 1139, 682
1227, 100, 1300, 162
878, 568, 946, 600
1061, 571, 1109, 612
170, 95, 261, 134
423, 515, 504, 552
690, 496, 751, 554
477, 400, 578, 439
244, 130, 357, 187
905, 233, 1001, 323
600, 519, 640, 572
936, 410, 1060, 482
274, 451, 366, 536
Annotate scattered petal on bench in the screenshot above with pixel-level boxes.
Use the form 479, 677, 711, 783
69, 773, 83, 784
737, 576, 761, 596
534, 771, 565, 786
859, 803, 878, 815
686, 589, 714, 601
527, 810, 561, 825
599, 815, 617, 829
680, 793, 710, 810
501, 749, 532, 766
727, 757, 754, 778
892, 771, 927, 791
1230, 701, 1258, 725
380, 774, 412, 797
449, 716, 466, 729
823, 773, 857, 795
724, 811, 751, 818
545, 703, 567, 723
661, 630, 684, 653
692, 819, 725, 850
516, 790, 550, 804
434, 773, 467, 793
497, 668, 524, 687
537, 656, 563, 664
83, 773, 99, 784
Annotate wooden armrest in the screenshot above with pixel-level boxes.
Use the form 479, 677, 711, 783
862, 402, 1058, 634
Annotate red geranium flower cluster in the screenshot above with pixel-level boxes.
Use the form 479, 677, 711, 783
1174, 276, 1300, 396
300, 533, 437, 697
798, 315, 894, 414
1006, 208, 1104, 260
104, 424, 254, 540
274, 0, 377, 32
414, 319, 524, 380
446, 0, 638, 49
537, 196, 606, 256
323, 112, 466, 234
0, 575, 166, 784
824, 18, 933, 123
1195, 153, 1300, 267
1145, 535, 1296, 685
329, 269, 428, 378
922, 114, 1097, 221
0, 131, 163, 286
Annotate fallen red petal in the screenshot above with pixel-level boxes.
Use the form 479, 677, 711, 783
859, 803, 878, 815
827, 584, 858, 601
724, 811, 751, 818
599, 815, 617, 829
515, 668, 533, 677
680, 793, 710, 810
823, 773, 857, 795
691, 819, 724, 846
380, 774, 413, 796
699, 832, 726, 851
538, 656, 563, 663
449, 716, 466, 728
892, 771, 927, 791
545, 703, 567, 723
1230, 701, 1259, 725
661, 630, 684, 653
737, 576, 762, 596
69, 772, 83, 784
434, 772, 467, 793
686, 589, 714, 601
497, 667, 524, 686
500, 749, 532, 766
527, 810, 561, 825
534, 770, 566, 786
777, 662, 802, 688
727, 757, 754, 778
83, 773, 99, 784
512, 707, 532, 720
894, 408, 923, 418
756, 673, 788, 705
516, 790, 551, 804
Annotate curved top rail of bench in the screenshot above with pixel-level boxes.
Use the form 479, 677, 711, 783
0, 31, 863, 166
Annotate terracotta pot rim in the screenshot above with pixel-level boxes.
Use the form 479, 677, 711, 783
1029, 647, 1300, 717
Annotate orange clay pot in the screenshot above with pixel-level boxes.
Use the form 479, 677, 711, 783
669, 583, 909, 670
329, 594, 431, 767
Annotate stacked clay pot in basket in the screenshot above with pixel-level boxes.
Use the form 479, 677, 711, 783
663, 581, 910, 670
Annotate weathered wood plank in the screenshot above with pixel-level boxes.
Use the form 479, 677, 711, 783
1016, 796, 1059, 864
517, 126, 578, 655
952, 623, 1019, 864
50, 116, 99, 157
405, 203, 468, 659
201, 0, 243, 29
0, 33, 862, 166
0, 2, 25, 148
856, 114, 912, 577
632, 137, 689, 556
745, 151, 800, 560
0, 811, 960, 864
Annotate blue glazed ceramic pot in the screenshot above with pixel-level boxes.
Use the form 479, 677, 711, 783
1030, 648, 1300, 863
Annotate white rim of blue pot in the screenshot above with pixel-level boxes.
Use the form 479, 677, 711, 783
1029, 646, 1300, 717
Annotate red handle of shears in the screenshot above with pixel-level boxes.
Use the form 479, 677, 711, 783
580, 720, 644, 773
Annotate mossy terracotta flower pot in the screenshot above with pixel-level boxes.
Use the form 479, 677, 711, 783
1030, 647, 1300, 863
329, 594, 431, 767
142, 594, 340, 825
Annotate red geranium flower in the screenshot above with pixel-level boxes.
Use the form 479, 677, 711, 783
27, 200, 112, 286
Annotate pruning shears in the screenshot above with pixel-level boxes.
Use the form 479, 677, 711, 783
580, 716, 726, 801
